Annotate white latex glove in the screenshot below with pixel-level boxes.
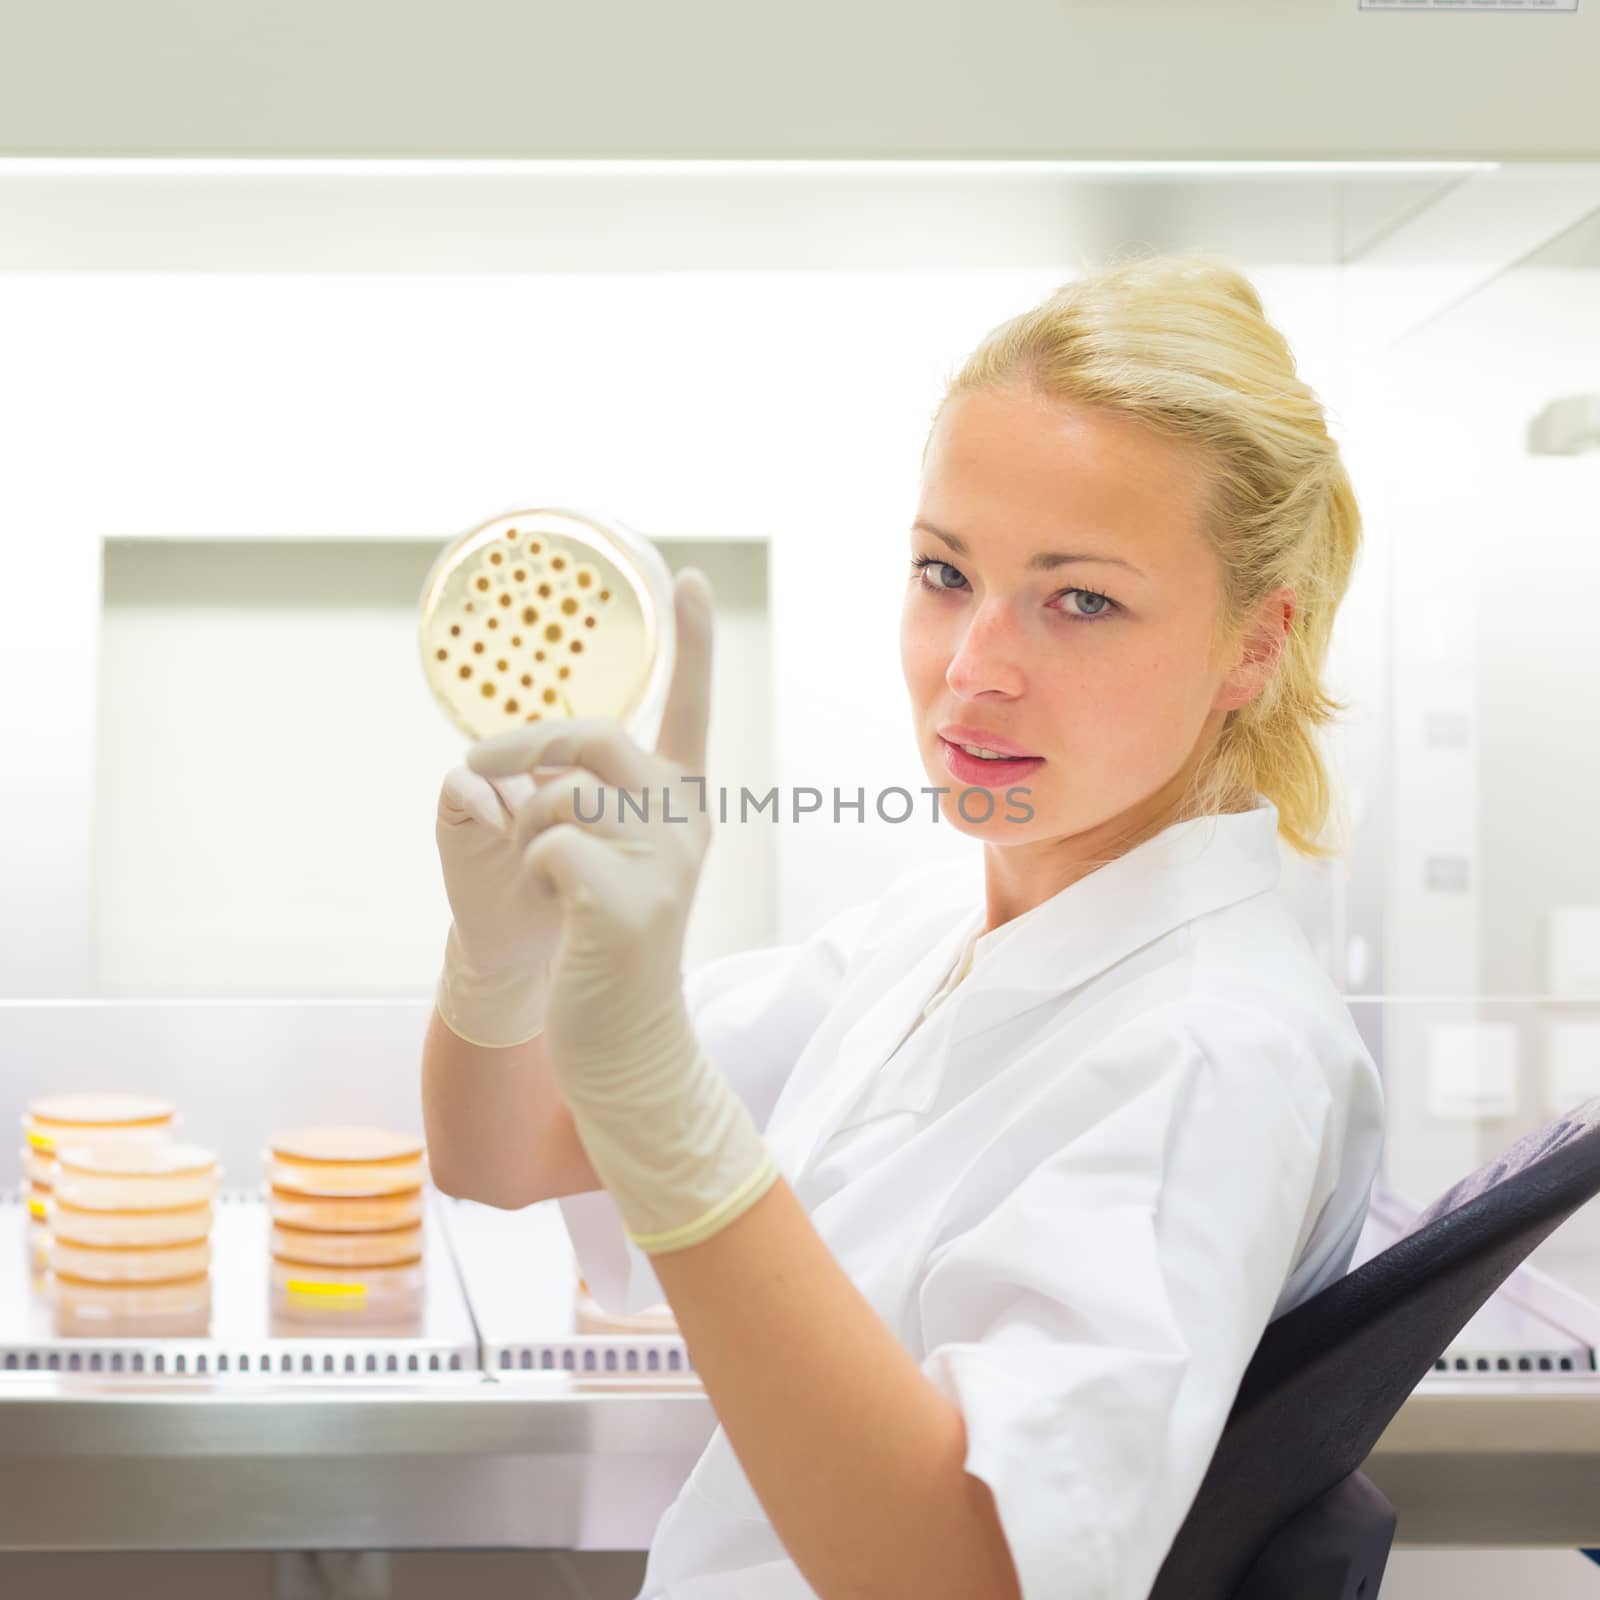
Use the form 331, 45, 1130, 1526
466, 569, 778, 1254
433, 761, 570, 1049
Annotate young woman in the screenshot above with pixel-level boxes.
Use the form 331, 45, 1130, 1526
422, 251, 1386, 1600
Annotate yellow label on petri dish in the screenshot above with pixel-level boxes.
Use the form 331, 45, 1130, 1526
286, 1279, 368, 1301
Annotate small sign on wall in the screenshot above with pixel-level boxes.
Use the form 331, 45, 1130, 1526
1425, 1022, 1519, 1121
1361, 0, 1577, 10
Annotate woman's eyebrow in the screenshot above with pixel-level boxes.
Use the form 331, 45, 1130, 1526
912, 519, 1146, 577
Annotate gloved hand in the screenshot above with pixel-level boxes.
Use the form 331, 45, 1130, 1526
433, 760, 569, 1049
466, 569, 779, 1254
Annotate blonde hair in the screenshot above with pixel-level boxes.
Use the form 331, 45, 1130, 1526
926, 249, 1361, 860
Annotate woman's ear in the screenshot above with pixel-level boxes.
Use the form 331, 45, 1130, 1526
1214, 586, 1295, 713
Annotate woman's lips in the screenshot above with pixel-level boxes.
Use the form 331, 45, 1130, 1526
939, 736, 1045, 790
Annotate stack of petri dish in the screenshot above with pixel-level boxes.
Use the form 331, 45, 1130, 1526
47, 1142, 221, 1331
267, 1127, 427, 1322
21, 1093, 178, 1275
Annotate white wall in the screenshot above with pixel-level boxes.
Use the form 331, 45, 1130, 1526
91, 535, 773, 992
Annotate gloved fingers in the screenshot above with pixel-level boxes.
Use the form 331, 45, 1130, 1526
441, 765, 561, 834
520, 772, 712, 866
512, 764, 634, 858
488, 771, 539, 816
522, 820, 639, 915
468, 717, 658, 795
654, 569, 714, 778
438, 765, 514, 832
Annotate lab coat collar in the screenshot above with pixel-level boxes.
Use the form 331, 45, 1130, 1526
942, 790, 1284, 1039
776, 794, 1285, 1186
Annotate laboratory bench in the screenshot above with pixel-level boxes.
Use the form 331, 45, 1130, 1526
1, 1188, 1598, 1554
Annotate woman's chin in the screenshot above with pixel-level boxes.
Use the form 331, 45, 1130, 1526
935, 794, 1048, 844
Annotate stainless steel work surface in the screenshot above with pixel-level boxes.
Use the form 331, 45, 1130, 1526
5, 1185, 1600, 1551
0, 1191, 715, 1550
0, 1373, 714, 1557
0, 1378, 716, 1551
1371, 1380, 1600, 1547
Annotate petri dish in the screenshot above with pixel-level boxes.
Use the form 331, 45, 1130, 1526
270, 1256, 425, 1323
268, 1185, 423, 1232
50, 1270, 212, 1332
50, 1199, 214, 1249
53, 1143, 221, 1212
50, 1236, 211, 1284
21, 1147, 55, 1187
24, 1093, 177, 1156
418, 507, 676, 745
268, 1127, 427, 1198
271, 1221, 423, 1269
575, 1271, 678, 1336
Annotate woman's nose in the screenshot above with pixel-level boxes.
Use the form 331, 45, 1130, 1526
945, 598, 1027, 698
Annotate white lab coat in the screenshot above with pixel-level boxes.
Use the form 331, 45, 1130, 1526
560, 793, 1385, 1600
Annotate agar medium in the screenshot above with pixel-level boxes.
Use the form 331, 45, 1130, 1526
418, 508, 677, 745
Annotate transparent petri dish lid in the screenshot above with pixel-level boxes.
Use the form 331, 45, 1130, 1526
268, 1127, 426, 1197
50, 1199, 214, 1248
55, 1141, 217, 1179
269, 1127, 424, 1165
50, 1269, 213, 1331
50, 1236, 212, 1284
271, 1221, 423, 1269
24, 1093, 177, 1152
21, 1148, 54, 1186
268, 1185, 423, 1232
53, 1142, 222, 1213
418, 506, 676, 745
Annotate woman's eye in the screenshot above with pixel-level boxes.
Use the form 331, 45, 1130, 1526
1061, 589, 1114, 619
911, 555, 1117, 621
911, 556, 967, 591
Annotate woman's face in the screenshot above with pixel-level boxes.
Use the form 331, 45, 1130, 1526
901, 382, 1270, 855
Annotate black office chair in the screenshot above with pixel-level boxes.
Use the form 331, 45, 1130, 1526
1148, 1095, 1600, 1600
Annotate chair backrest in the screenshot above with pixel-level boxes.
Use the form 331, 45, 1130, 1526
1148, 1096, 1600, 1600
